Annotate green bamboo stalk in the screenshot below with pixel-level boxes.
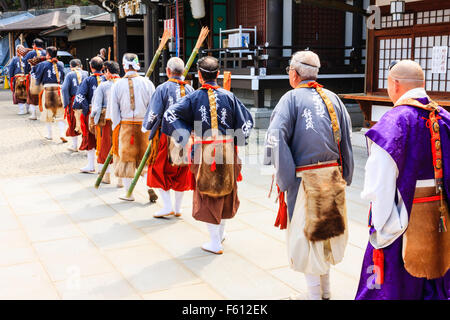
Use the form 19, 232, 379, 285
125, 140, 152, 198
145, 49, 162, 78
95, 32, 169, 189
182, 48, 199, 78
125, 27, 208, 198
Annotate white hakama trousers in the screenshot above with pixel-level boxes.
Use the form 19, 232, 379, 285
286, 179, 348, 276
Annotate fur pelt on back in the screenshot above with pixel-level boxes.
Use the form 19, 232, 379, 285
302, 166, 346, 242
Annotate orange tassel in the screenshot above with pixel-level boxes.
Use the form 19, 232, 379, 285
373, 248, 384, 285
237, 172, 242, 181
130, 134, 134, 145
274, 185, 288, 230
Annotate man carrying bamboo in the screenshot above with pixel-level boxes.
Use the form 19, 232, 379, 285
110, 53, 155, 201
143, 57, 195, 218
161, 56, 254, 254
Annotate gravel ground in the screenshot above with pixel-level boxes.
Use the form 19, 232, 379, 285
0, 89, 87, 178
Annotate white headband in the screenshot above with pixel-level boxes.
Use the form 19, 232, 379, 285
122, 55, 140, 71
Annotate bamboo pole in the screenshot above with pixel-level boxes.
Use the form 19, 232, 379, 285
95, 30, 171, 189
124, 27, 210, 199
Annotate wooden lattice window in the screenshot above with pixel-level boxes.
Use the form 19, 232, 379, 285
415, 34, 450, 92
381, 13, 414, 28
377, 37, 412, 89
293, 3, 345, 70
235, 0, 266, 44
417, 9, 450, 25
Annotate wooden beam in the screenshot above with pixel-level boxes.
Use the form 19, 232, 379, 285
295, 0, 368, 16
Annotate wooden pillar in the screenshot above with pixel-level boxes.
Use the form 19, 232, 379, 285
266, 0, 283, 69
8, 32, 14, 60
352, 0, 363, 68
114, 10, 128, 75
145, 4, 160, 85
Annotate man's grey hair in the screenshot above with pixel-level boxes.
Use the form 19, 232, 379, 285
290, 51, 321, 80
167, 57, 185, 75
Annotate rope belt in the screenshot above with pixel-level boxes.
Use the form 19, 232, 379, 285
295, 161, 339, 173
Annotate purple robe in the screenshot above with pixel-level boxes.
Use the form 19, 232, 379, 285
356, 97, 450, 300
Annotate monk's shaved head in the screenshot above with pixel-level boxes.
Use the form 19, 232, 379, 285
389, 60, 424, 82
387, 60, 426, 103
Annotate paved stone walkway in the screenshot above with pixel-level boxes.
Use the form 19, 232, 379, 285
0, 90, 370, 300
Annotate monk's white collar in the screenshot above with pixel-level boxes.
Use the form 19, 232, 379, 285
395, 87, 429, 104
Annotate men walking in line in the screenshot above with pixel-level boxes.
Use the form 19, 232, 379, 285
355, 60, 450, 300
73, 56, 105, 173
143, 57, 195, 218
32, 46, 66, 142
91, 60, 122, 186
61, 59, 88, 152
23, 38, 46, 120
110, 53, 155, 200
8, 45, 31, 115
264, 51, 354, 300
161, 56, 254, 254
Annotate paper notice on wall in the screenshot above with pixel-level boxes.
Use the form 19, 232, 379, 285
431, 46, 448, 74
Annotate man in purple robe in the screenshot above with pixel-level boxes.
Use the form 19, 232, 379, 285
355, 60, 450, 300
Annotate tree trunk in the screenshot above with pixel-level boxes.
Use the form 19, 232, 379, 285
20, 0, 28, 10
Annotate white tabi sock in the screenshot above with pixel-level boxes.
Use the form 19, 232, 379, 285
18, 103, 26, 115
80, 149, 96, 172
154, 189, 173, 217
57, 120, 66, 138
71, 136, 78, 150
173, 191, 184, 215
304, 274, 322, 300
202, 223, 223, 254
122, 178, 132, 191
98, 163, 103, 174
320, 272, 331, 300
29, 105, 37, 119
45, 123, 52, 139
219, 220, 226, 242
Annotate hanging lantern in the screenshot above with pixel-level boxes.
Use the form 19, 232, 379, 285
390, 1, 405, 21
190, 0, 206, 19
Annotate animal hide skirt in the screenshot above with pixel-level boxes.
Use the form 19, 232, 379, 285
287, 166, 348, 275
114, 122, 149, 178
403, 187, 450, 280
190, 150, 241, 225
40, 85, 64, 122
97, 120, 113, 164
27, 76, 41, 106
13, 75, 27, 103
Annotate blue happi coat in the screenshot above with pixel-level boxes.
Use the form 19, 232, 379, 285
61, 69, 88, 108
23, 48, 46, 74
72, 73, 106, 116
32, 60, 65, 86
143, 77, 195, 140
161, 81, 254, 146
8, 56, 26, 79
264, 80, 354, 220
